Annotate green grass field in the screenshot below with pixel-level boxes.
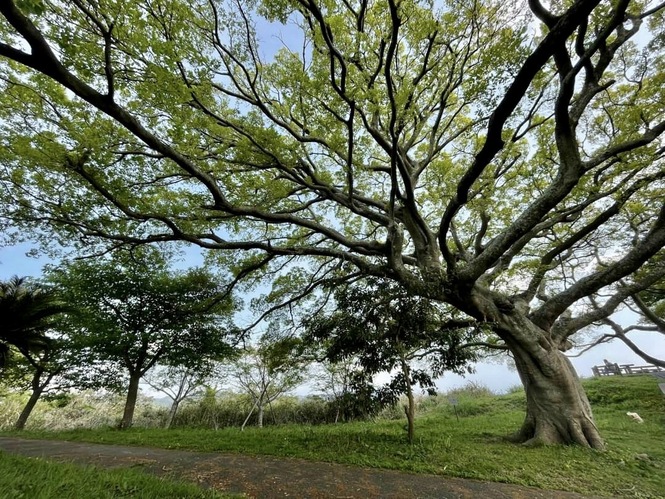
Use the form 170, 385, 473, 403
3, 375, 664, 498
0, 452, 235, 498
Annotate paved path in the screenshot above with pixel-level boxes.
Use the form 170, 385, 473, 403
0, 437, 602, 498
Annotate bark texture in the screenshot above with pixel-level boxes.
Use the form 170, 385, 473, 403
14, 386, 43, 431
120, 373, 141, 430
510, 347, 603, 448
499, 321, 604, 449
14, 369, 52, 431
257, 403, 264, 428
454, 287, 605, 449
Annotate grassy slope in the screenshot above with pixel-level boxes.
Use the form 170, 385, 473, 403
3, 376, 664, 498
0, 452, 235, 498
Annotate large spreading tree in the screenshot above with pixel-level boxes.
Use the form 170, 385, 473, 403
1, 0, 665, 447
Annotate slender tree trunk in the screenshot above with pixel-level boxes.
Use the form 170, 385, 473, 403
15, 389, 42, 430
257, 402, 264, 428
503, 331, 604, 449
241, 396, 259, 431
400, 359, 415, 444
14, 370, 51, 430
403, 396, 415, 444
165, 399, 180, 429
120, 373, 141, 429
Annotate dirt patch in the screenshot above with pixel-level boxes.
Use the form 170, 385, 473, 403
0, 437, 604, 498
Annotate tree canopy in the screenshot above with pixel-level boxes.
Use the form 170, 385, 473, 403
1, 0, 664, 447
47, 248, 238, 428
305, 277, 479, 441
0, 276, 66, 369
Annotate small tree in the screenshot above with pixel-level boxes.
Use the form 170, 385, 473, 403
306, 278, 478, 443
4, 339, 60, 430
312, 357, 357, 423
232, 338, 305, 430
143, 358, 236, 429
49, 249, 238, 429
143, 365, 206, 429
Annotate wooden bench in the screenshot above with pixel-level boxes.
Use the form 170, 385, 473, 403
591, 362, 665, 377
592, 362, 621, 376
621, 364, 665, 375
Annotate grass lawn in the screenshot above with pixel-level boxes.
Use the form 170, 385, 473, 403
3, 376, 664, 498
0, 452, 235, 498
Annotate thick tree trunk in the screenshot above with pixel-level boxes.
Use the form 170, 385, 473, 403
459, 288, 605, 449
120, 373, 141, 429
507, 338, 604, 449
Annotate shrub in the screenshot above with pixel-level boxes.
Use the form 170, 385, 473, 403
446, 381, 495, 398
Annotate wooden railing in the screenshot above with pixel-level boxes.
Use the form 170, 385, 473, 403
592, 362, 665, 377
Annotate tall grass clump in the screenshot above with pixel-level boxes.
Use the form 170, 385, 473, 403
0, 390, 166, 431
173, 393, 362, 429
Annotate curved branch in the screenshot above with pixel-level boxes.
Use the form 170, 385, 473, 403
602, 317, 665, 368
631, 292, 665, 331
437, 0, 601, 270
550, 265, 665, 340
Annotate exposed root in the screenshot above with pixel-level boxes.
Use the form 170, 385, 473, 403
524, 437, 554, 448
507, 412, 605, 449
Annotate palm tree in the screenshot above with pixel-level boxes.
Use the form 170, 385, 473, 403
0, 276, 65, 368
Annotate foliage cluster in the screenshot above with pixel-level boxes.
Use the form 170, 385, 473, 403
0, 248, 239, 430
0, 276, 65, 368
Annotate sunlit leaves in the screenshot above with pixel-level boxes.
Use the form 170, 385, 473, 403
46, 248, 238, 374
0, 0, 664, 325
15, 0, 44, 16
